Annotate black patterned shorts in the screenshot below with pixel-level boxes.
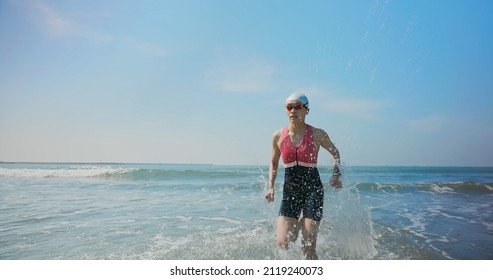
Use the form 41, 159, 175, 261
279, 166, 324, 221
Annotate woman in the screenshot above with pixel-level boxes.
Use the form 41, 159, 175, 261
265, 92, 341, 260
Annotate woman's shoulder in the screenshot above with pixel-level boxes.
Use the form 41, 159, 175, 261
272, 128, 283, 139
307, 124, 325, 134
309, 125, 330, 140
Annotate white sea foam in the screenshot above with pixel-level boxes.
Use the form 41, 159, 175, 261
483, 222, 493, 231
429, 184, 455, 193
0, 166, 134, 178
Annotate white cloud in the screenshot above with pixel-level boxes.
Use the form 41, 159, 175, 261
205, 56, 278, 93
123, 38, 169, 57
135, 41, 168, 57
31, 1, 113, 42
408, 115, 448, 132
36, 2, 72, 38
326, 97, 389, 119
28, 1, 169, 57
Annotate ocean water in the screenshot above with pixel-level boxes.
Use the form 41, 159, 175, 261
0, 163, 492, 260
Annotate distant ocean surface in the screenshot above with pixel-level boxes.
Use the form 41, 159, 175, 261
1, 163, 492, 260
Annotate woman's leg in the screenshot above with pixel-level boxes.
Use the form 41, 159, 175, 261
301, 218, 320, 260
276, 216, 301, 248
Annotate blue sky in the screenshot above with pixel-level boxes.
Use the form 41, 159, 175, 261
1, 0, 492, 166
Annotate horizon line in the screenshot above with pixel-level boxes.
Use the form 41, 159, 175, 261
1, 161, 492, 168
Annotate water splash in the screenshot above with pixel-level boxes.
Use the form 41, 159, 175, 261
320, 183, 378, 259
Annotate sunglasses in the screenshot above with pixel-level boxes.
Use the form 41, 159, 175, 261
286, 103, 308, 111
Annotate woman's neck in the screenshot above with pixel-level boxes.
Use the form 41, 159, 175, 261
289, 122, 307, 134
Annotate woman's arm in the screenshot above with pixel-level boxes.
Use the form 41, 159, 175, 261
316, 128, 342, 188
266, 130, 281, 202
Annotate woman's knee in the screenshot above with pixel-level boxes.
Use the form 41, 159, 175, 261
276, 235, 289, 248
276, 216, 300, 248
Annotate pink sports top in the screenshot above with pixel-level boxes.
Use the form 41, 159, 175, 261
279, 125, 318, 168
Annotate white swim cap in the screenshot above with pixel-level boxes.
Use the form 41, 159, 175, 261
286, 92, 309, 108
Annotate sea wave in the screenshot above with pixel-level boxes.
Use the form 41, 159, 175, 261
0, 166, 135, 179
353, 182, 493, 194
0, 165, 262, 181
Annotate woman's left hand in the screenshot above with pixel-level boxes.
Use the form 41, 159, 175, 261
330, 175, 342, 188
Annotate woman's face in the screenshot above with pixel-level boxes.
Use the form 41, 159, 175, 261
285, 101, 309, 124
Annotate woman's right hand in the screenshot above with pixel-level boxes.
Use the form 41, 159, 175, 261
265, 188, 275, 202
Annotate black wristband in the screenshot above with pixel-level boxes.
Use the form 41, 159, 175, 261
333, 171, 341, 176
